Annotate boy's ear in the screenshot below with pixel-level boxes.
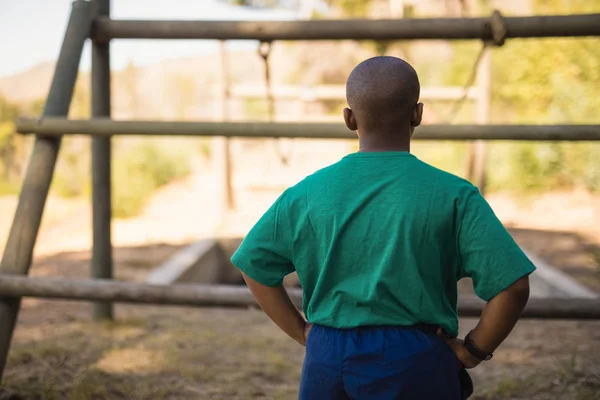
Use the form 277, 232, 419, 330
411, 102, 424, 127
343, 108, 357, 131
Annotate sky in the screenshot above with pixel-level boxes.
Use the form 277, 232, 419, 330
0, 0, 300, 78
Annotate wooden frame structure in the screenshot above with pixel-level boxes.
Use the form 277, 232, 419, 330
0, 0, 599, 379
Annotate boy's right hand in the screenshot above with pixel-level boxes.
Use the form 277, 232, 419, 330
302, 322, 313, 346
436, 328, 481, 369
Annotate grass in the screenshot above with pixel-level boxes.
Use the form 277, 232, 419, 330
2, 305, 599, 400
473, 347, 600, 400
1, 308, 305, 400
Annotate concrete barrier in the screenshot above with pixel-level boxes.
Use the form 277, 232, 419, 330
146, 239, 241, 285
146, 238, 301, 287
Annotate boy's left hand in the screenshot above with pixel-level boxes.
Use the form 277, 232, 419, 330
436, 328, 481, 369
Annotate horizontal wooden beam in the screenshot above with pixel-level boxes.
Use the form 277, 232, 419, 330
0, 276, 274, 308
16, 117, 600, 141
92, 14, 600, 42
0, 276, 599, 319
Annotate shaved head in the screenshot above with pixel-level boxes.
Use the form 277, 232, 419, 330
344, 56, 423, 148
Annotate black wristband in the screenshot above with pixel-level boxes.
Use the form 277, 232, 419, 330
464, 330, 493, 361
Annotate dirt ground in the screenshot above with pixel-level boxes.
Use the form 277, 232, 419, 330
1, 296, 599, 400
0, 239, 596, 400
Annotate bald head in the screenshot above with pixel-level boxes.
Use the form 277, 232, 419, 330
344, 56, 423, 141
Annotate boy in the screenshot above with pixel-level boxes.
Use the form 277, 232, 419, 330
231, 56, 535, 399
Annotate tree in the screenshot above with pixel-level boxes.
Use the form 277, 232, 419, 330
0, 97, 24, 185
217, 0, 294, 9
458, 0, 600, 192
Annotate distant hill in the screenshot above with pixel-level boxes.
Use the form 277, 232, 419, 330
0, 41, 446, 125
0, 61, 55, 105
0, 42, 373, 121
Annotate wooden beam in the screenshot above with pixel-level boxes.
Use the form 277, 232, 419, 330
0, 0, 93, 380
92, 14, 600, 42
0, 276, 599, 319
16, 118, 600, 141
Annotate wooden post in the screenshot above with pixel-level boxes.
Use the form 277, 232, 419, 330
91, 0, 113, 321
219, 41, 235, 210
473, 46, 491, 194
0, 0, 92, 380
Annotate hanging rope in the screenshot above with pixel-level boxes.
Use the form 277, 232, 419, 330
258, 41, 290, 165
442, 42, 488, 123
442, 9, 506, 123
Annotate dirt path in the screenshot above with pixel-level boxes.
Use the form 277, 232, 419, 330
0, 158, 226, 261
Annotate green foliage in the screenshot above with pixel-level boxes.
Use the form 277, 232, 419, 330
437, 0, 600, 193
0, 97, 19, 121
111, 139, 193, 219
0, 100, 28, 187
490, 0, 600, 193
412, 142, 469, 178
51, 138, 90, 198
0, 179, 20, 196
69, 77, 90, 119
0, 83, 193, 222
321, 100, 346, 116
217, 0, 289, 8
334, 0, 370, 17
492, 38, 600, 124
243, 98, 269, 119
0, 121, 14, 148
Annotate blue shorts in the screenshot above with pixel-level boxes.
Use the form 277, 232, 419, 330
299, 324, 473, 400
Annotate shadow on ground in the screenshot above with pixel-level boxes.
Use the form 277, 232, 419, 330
29, 243, 187, 282
507, 227, 600, 292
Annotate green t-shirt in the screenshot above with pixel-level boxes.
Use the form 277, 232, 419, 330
231, 151, 536, 336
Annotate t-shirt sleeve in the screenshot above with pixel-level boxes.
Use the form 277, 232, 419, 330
230, 192, 295, 287
457, 187, 536, 301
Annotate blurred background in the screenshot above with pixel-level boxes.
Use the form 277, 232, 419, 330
0, 0, 599, 399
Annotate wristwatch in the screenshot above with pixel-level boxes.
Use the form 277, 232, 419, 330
463, 330, 494, 361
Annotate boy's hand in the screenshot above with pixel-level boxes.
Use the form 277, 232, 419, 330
436, 328, 481, 369
302, 322, 313, 346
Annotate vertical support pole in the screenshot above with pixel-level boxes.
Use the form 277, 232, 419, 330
219, 41, 235, 210
473, 47, 491, 195
91, 0, 113, 321
0, 1, 92, 380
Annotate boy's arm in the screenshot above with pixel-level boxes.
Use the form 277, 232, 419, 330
446, 187, 536, 368
439, 275, 530, 368
231, 191, 312, 344
242, 272, 311, 346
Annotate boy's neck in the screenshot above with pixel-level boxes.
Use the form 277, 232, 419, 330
357, 126, 412, 153
358, 144, 410, 153
358, 138, 411, 153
